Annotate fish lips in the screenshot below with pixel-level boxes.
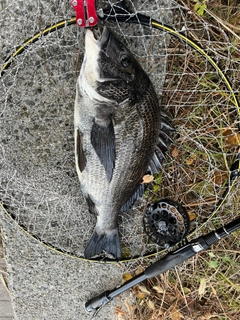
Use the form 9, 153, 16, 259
85, 27, 111, 53
99, 26, 111, 50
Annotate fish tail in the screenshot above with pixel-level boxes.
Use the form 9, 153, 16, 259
84, 228, 121, 259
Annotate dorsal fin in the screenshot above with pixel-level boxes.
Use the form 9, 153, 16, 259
148, 114, 174, 175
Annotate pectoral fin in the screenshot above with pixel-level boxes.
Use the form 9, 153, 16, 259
91, 119, 115, 182
76, 129, 87, 172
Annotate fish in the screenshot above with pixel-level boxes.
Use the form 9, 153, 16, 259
74, 26, 173, 259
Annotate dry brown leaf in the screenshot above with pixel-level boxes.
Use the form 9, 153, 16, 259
171, 307, 183, 320
147, 299, 155, 311
188, 211, 196, 221
223, 128, 240, 147
135, 267, 144, 275
138, 285, 150, 295
136, 292, 146, 299
153, 285, 164, 294
141, 174, 154, 184
226, 133, 240, 146
171, 146, 179, 158
198, 278, 207, 297
211, 171, 228, 186
185, 153, 197, 165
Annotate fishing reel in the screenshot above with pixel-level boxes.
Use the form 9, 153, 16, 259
143, 199, 190, 248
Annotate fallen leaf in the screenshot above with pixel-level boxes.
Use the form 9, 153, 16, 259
153, 285, 164, 294
171, 146, 179, 158
185, 153, 197, 165
183, 287, 191, 294
223, 128, 240, 146
142, 174, 154, 184
211, 171, 228, 186
136, 292, 146, 299
147, 299, 155, 311
122, 273, 132, 282
138, 285, 150, 295
121, 246, 131, 259
135, 267, 144, 275
171, 307, 183, 320
198, 278, 207, 296
188, 211, 196, 221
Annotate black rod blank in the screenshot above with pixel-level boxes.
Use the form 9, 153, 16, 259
85, 217, 240, 314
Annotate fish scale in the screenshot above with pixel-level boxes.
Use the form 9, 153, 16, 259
74, 27, 173, 259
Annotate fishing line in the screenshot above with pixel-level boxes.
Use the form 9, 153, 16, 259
1, 13, 239, 263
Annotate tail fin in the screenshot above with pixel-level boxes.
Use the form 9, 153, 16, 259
84, 228, 121, 259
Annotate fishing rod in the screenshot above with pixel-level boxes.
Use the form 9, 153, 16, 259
85, 216, 240, 318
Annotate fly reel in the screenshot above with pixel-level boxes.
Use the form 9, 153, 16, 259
143, 199, 190, 248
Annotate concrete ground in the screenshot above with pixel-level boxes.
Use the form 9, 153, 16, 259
0, 0, 173, 319
0, 231, 14, 320
1, 208, 124, 320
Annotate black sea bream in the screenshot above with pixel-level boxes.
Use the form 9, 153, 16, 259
74, 27, 173, 259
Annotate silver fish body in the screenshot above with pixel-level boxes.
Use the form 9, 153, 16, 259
74, 27, 173, 259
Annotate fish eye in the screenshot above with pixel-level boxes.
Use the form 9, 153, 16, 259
120, 54, 131, 67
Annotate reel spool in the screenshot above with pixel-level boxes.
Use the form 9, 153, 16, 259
143, 199, 190, 248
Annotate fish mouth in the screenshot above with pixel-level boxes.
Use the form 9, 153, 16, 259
99, 26, 111, 46
85, 26, 110, 48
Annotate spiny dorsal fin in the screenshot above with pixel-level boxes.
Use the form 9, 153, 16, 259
148, 116, 174, 175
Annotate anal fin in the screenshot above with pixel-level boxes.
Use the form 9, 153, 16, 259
120, 183, 146, 212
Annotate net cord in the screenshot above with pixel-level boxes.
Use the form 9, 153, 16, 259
1, 15, 240, 264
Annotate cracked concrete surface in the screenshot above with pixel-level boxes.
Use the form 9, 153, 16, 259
0, 1, 173, 319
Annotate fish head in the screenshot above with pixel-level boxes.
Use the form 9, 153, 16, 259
80, 27, 150, 103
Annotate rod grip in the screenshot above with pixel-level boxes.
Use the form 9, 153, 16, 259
144, 246, 195, 279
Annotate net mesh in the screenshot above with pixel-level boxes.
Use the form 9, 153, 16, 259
0, 0, 239, 267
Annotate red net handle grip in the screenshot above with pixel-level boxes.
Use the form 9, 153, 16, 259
71, 0, 98, 27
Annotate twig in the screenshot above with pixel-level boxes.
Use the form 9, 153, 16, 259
205, 9, 240, 41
